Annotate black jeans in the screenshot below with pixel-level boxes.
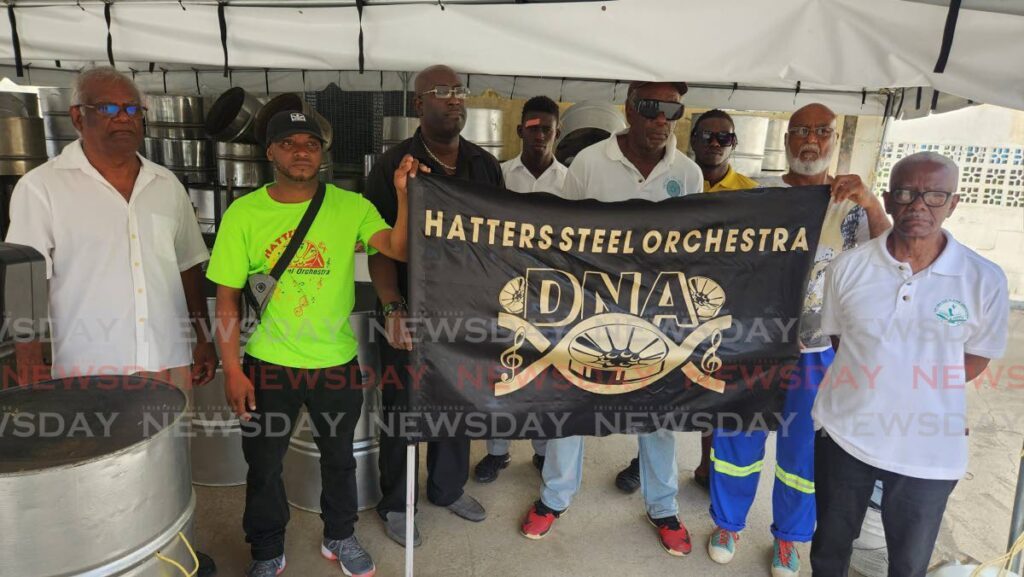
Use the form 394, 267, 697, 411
240, 355, 364, 561
811, 432, 957, 577
376, 344, 470, 516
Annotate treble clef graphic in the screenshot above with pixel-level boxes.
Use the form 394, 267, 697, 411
700, 329, 724, 374
499, 327, 527, 384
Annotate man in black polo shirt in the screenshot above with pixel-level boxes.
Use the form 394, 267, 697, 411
364, 64, 504, 547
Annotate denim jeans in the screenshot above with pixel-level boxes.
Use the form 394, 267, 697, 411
540, 429, 678, 518
485, 438, 548, 457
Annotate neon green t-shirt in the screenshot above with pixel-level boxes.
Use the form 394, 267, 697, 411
206, 184, 389, 368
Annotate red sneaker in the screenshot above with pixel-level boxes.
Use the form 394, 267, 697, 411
520, 501, 563, 540
648, 514, 692, 556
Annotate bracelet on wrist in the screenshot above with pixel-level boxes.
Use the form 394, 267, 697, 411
383, 299, 408, 317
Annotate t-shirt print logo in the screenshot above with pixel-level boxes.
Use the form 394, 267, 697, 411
265, 231, 329, 272
934, 298, 969, 326
294, 241, 326, 269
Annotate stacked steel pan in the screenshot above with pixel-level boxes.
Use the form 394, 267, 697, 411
37, 88, 77, 157
144, 95, 213, 185
0, 91, 47, 176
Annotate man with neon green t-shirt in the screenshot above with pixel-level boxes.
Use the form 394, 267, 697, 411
207, 110, 424, 577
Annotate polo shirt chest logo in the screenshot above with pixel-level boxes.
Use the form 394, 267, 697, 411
664, 178, 682, 197
492, 269, 733, 397
934, 298, 969, 326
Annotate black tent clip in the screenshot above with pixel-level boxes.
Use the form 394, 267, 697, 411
934, 0, 962, 73
218, 2, 229, 78
7, 4, 24, 77
356, 0, 366, 73
104, 1, 115, 66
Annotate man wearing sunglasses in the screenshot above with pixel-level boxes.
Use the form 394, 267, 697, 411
611, 108, 760, 498
521, 81, 701, 558
690, 109, 759, 193
705, 103, 890, 576
365, 64, 502, 548
5, 67, 218, 574
561, 81, 702, 201
811, 152, 1008, 576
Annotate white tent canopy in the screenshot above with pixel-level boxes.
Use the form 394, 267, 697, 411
2, 0, 1023, 114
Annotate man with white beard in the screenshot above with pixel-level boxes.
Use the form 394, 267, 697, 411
706, 103, 890, 576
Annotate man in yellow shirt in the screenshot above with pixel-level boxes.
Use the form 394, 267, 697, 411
691, 109, 759, 192
694, 109, 759, 487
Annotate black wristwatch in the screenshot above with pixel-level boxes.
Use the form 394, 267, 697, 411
383, 298, 408, 317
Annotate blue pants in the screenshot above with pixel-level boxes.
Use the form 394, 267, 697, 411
541, 429, 678, 519
486, 438, 548, 456
708, 348, 834, 542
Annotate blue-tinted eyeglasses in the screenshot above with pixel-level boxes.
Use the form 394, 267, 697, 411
77, 102, 147, 118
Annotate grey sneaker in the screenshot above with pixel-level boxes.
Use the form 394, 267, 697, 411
383, 511, 422, 547
322, 535, 376, 577
246, 555, 286, 577
446, 493, 486, 522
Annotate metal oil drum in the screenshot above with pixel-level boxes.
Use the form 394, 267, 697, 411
0, 376, 197, 576
188, 296, 248, 486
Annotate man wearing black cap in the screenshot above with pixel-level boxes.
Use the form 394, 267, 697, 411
364, 64, 502, 547
207, 109, 422, 577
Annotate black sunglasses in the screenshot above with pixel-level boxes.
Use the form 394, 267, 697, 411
631, 98, 685, 121
694, 130, 737, 147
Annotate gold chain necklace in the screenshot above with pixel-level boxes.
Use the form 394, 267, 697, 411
420, 136, 457, 173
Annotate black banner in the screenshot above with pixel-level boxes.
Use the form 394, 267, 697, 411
405, 175, 829, 441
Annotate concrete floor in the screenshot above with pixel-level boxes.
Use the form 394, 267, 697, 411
194, 310, 1024, 577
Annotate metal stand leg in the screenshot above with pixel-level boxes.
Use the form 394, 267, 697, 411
1010, 440, 1024, 573
405, 442, 415, 577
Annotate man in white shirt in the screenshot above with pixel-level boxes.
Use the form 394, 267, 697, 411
499, 95, 568, 196
811, 152, 1009, 577
705, 103, 890, 577
561, 83, 702, 202
520, 81, 700, 558
5, 66, 217, 576
475, 95, 567, 484
6, 66, 216, 387
5, 67, 216, 389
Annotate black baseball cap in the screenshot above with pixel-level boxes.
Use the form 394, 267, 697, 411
265, 109, 324, 145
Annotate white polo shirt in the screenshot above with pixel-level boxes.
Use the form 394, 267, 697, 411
501, 155, 569, 197
813, 229, 1009, 480
6, 139, 209, 376
561, 130, 703, 202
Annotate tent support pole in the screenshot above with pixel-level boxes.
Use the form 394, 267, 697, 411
405, 442, 415, 577
1009, 440, 1024, 573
